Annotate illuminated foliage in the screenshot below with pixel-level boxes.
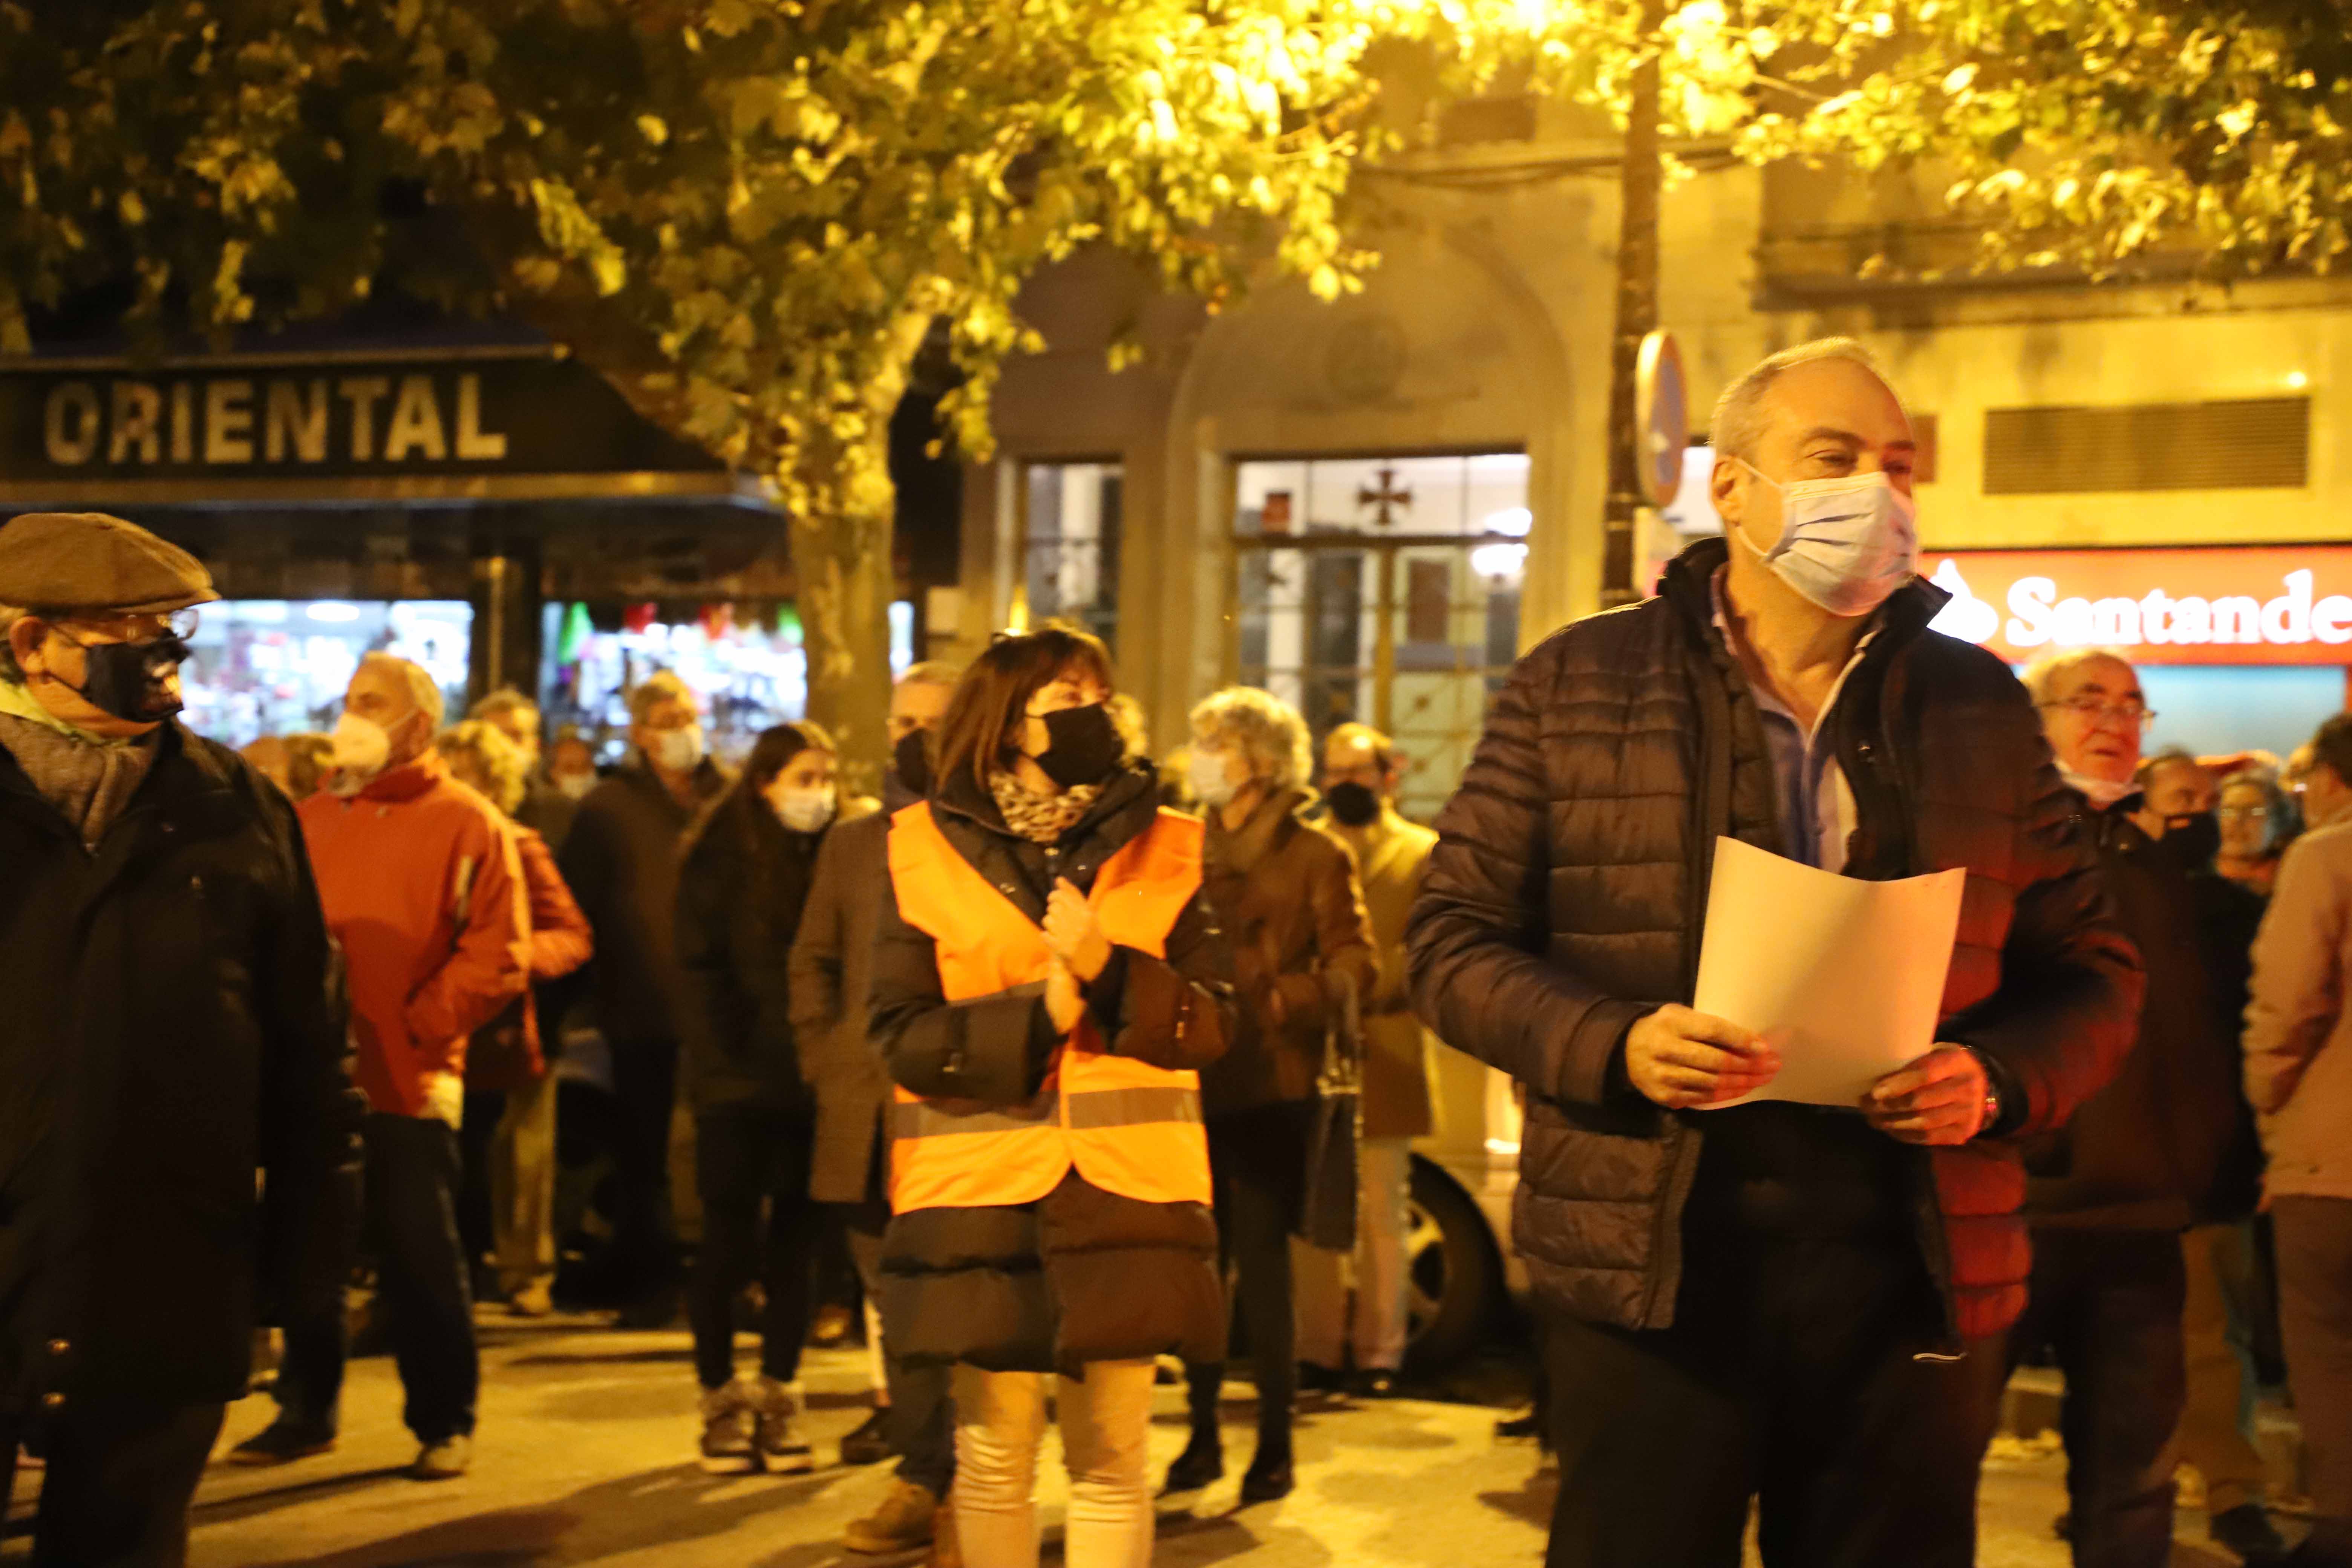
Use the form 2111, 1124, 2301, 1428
1, 0, 2329, 746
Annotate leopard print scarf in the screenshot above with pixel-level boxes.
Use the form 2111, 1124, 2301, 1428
989, 770, 1101, 844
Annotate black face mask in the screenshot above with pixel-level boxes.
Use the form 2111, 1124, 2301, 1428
51, 631, 190, 723
1031, 703, 1124, 790
2154, 810, 2222, 873
892, 727, 934, 797
1325, 781, 1380, 827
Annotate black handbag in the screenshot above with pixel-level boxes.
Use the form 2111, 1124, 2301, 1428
1298, 967, 1364, 1252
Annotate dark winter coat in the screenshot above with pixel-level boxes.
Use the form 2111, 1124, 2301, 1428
1407, 538, 2144, 1344
2024, 806, 2266, 1228
674, 786, 839, 1114
787, 777, 905, 1206
868, 764, 1238, 1373
557, 757, 730, 1049
0, 723, 365, 1412
1199, 788, 1378, 1120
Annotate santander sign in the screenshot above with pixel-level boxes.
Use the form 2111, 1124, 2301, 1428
1923, 547, 2352, 666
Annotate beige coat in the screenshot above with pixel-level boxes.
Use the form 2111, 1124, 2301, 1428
1328, 802, 1439, 1141
2245, 815, 2352, 1200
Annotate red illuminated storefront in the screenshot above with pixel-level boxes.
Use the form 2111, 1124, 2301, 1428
1922, 545, 2352, 758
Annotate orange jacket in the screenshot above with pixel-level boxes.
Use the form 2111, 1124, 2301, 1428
885, 800, 1213, 1212
299, 753, 532, 1118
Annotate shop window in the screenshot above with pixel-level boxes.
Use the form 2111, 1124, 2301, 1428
181, 600, 472, 750
1024, 462, 1122, 653
542, 602, 809, 764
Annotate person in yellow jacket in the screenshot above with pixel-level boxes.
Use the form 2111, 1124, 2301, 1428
869, 625, 1236, 1568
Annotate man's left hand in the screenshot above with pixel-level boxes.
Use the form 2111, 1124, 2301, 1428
1862, 1045, 1989, 1145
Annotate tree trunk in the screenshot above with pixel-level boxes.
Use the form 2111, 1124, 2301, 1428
791, 427, 899, 798
1601, 5, 1665, 608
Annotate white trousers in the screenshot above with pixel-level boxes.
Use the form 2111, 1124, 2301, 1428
1292, 1138, 1412, 1372
952, 1360, 1157, 1568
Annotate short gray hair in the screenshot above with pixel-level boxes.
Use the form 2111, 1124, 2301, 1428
469, 688, 540, 725
361, 652, 445, 727
1189, 686, 1313, 794
2021, 647, 2135, 705
628, 669, 696, 728
1710, 337, 1897, 462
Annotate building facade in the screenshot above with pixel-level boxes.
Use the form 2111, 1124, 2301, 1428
946, 133, 2352, 786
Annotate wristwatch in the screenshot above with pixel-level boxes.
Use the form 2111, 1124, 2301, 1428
1960, 1044, 2002, 1138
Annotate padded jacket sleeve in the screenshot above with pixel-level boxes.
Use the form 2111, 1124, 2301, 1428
1939, 752, 2145, 1139
1406, 662, 1657, 1109
869, 870, 1058, 1106
1084, 887, 1238, 1072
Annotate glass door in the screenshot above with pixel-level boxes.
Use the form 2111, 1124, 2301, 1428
1232, 453, 1528, 821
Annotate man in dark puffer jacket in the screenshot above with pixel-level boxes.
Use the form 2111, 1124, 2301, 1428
1409, 339, 2142, 1568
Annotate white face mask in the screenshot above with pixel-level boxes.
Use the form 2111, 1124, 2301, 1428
554, 772, 597, 801
1189, 746, 1240, 810
1732, 462, 1919, 617
330, 711, 392, 779
648, 725, 705, 774
773, 786, 836, 834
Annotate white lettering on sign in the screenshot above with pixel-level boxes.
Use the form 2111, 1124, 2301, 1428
1934, 560, 2352, 653
37, 372, 510, 469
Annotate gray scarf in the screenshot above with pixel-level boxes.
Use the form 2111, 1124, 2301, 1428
0, 712, 161, 850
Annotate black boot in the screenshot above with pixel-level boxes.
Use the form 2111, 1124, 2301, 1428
1162, 1364, 1225, 1494
1240, 1424, 1294, 1504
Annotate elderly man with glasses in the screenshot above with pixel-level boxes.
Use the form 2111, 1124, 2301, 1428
0, 511, 364, 1566
2023, 648, 2286, 1566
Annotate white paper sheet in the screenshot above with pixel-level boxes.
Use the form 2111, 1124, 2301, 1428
1690, 836, 1966, 1111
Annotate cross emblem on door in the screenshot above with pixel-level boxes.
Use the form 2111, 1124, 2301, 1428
1357, 465, 1413, 528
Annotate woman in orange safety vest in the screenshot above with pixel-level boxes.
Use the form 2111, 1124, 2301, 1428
869, 624, 1236, 1568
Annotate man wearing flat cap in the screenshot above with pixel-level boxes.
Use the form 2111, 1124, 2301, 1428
0, 511, 364, 1566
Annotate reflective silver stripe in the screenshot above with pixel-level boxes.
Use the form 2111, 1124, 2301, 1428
1063, 1086, 1201, 1130
891, 1099, 1055, 1139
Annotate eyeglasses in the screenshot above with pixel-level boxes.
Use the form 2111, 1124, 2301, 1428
50, 608, 200, 643
2038, 695, 2156, 726
2217, 804, 2271, 821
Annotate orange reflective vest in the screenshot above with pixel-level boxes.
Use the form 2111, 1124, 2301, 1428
885, 800, 1213, 1213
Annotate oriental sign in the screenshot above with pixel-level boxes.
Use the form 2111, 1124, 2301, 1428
1924, 547, 2352, 666
0, 346, 758, 507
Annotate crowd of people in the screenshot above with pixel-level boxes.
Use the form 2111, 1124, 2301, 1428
0, 336, 2348, 1568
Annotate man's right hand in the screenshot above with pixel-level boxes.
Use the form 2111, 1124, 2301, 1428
1623, 1005, 1781, 1109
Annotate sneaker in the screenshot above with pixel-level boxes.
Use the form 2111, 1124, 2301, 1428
700, 1381, 759, 1474
411, 1435, 471, 1480
839, 1407, 894, 1467
226, 1419, 336, 1466
750, 1375, 816, 1474
507, 1280, 554, 1318
845, 1477, 940, 1554
2211, 1502, 2290, 1563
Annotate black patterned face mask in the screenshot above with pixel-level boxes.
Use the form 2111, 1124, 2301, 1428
49, 629, 191, 722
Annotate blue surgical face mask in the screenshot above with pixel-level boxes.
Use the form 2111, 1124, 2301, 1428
1732, 461, 1920, 617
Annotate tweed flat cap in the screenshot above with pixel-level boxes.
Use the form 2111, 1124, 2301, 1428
0, 511, 219, 615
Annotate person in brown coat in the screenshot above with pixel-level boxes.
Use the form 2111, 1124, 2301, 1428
1165, 686, 1376, 1504
1293, 722, 1438, 1397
